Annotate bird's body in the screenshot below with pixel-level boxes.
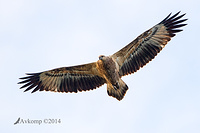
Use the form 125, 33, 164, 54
97, 55, 128, 100
19, 12, 187, 101
97, 56, 119, 85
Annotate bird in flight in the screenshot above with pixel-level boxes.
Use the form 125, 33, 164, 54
19, 12, 187, 101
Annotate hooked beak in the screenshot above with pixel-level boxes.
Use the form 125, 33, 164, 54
99, 56, 103, 60
99, 55, 104, 60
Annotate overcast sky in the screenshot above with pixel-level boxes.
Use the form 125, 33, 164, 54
0, 0, 200, 133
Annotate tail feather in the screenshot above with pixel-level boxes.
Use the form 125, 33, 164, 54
107, 79, 128, 101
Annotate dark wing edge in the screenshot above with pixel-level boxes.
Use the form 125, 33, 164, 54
18, 63, 106, 93
117, 11, 187, 76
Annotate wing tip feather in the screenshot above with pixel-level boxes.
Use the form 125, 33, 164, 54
159, 11, 187, 36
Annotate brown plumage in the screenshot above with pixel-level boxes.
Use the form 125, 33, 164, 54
19, 12, 187, 101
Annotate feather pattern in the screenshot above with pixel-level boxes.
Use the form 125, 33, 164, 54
18, 63, 106, 93
112, 11, 187, 76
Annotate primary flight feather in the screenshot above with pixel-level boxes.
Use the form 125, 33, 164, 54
19, 12, 187, 101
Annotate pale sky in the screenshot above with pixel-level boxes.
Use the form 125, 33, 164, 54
0, 0, 200, 133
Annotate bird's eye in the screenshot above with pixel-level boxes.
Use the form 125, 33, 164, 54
99, 55, 104, 60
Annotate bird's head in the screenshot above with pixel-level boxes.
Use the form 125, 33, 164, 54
99, 55, 105, 60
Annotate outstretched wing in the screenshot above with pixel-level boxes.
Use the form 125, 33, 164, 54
112, 11, 187, 76
18, 62, 106, 93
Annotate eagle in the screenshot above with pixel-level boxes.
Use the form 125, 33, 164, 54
19, 12, 187, 101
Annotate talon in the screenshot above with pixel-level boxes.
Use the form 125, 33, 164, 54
113, 82, 119, 90
113, 86, 118, 90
